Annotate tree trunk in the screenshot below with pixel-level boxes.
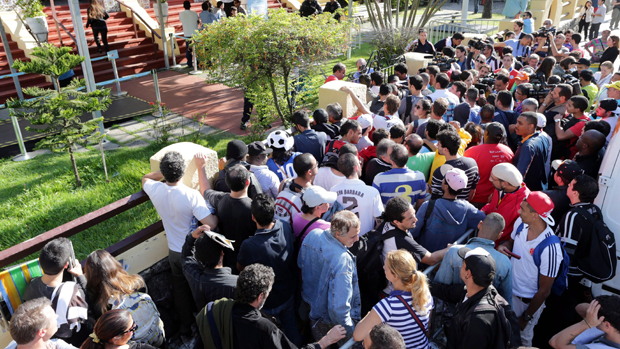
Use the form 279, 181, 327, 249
482, 0, 493, 18
68, 146, 82, 187
267, 74, 287, 127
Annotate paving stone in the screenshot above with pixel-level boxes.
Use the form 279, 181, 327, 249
101, 140, 122, 151
125, 139, 150, 148
106, 128, 136, 144
119, 119, 148, 133
134, 129, 155, 141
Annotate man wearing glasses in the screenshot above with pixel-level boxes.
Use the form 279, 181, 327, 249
483, 44, 500, 71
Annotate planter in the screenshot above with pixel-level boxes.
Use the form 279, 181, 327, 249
25, 16, 49, 43
153, 2, 168, 25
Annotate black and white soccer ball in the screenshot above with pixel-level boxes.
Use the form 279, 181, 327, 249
265, 130, 294, 151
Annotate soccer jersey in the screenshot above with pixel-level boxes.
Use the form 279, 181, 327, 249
464, 144, 514, 204
267, 152, 301, 181
373, 168, 426, 205
331, 179, 384, 236
373, 113, 404, 131
510, 218, 563, 298
274, 179, 304, 227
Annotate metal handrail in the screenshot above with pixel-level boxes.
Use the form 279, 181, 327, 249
49, 0, 77, 47
12, 9, 42, 47
115, 0, 161, 58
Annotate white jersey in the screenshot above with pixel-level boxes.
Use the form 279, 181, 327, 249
510, 217, 563, 298
331, 178, 384, 236
313, 167, 346, 191
372, 113, 404, 131
274, 179, 304, 227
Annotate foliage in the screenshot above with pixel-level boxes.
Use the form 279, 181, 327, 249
187, 112, 208, 143
193, 9, 349, 127
15, 0, 45, 18
148, 101, 175, 145
364, 0, 447, 54
8, 44, 112, 187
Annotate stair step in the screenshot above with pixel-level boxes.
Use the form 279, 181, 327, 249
47, 29, 147, 43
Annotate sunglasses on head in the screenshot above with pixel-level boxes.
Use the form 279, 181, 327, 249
121, 322, 138, 335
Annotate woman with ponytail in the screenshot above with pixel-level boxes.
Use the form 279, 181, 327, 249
81, 310, 156, 349
85, 250, 164, 346
353, 249, 433, 349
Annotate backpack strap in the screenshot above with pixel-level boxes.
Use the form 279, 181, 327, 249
514, 222, 525, 237
572, 206, 600, 223
299, 217, 320, 239
394, 295, 429, 339
206, 302, 223, 349
533, 235, 562, 268
406, 96, 413, 120
418, 200, 436, 234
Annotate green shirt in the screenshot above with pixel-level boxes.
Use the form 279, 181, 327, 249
582, 83, 599, 112
406, 152, 436, 181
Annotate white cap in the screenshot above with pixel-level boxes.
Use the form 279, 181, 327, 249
536, 113, 547, 128
358, 114, 373, 130
302, 186, 338, 207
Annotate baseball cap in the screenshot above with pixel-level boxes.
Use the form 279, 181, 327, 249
226, 140, 248, 160
605, 81, 620, 91
458, 247, 496, 288
577, 58, 591, 67
491, 163, 523, 187
357, 114, 373, 130
536, 113, 547, 128
599, 98, 618, 112
526, 192, 555, 226
514, 71, 530, 81
445, 168, 468, 191
551, 159, 583, 182
247, 141, 273, 157
302, 186, 338, 207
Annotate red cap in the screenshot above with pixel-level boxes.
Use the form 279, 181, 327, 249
526, 192, 555, 226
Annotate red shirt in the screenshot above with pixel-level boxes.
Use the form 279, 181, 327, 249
359, 146, 377, 165
325, 75, 338, 84
464, 143, 514, 204
568, 114, 591, 158
482, 184, 530, 246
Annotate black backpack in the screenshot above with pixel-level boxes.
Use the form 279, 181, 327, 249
573, 206, 617, 283
349, 225, 401, 312
465, 288, 522, 349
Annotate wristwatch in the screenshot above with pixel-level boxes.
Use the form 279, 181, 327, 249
523, 313, 533, 322
555, 119, 562, 123
541, 102, 547, 107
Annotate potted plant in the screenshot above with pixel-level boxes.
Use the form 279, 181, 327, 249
15, 0, 48, 43
153, 0, 168, 26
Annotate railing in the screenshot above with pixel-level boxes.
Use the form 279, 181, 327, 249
338, 228, 476, 349
426, 18, 484, 43
115, 0, 161, 58
49, 0, 78, 47
0, 190, 163, 268
12, 9, 43, 47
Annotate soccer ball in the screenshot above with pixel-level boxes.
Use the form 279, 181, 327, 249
266, 130, 294, 151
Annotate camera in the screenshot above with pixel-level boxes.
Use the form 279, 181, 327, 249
468, 38, 485, 51
430, 53, 457, 72
536, 26, 557, 38
474, 73, 496, 93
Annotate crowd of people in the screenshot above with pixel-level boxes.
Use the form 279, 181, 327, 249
8, 12, 620, 349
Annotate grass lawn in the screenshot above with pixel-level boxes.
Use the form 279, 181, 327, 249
0, 127, 241, 264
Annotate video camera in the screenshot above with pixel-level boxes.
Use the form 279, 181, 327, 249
535, 26, 557, 38
468, 38, 485, 51
527, 72, 580, 98
430, 52, 457, 72
474, 72, 496, 94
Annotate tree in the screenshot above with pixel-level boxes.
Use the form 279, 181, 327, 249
8, 44, 112, 187
365, 0, 448, 55
482, 0, 493, 19
193, 9, 348, 126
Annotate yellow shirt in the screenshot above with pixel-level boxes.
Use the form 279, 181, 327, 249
428, 128, 472, 185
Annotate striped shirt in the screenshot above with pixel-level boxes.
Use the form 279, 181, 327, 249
510, 218, 563, 298
430, 157, 480, 200
373, 167, 426, 205
374, 291, 433, 349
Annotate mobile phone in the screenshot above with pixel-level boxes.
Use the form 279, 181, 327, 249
505, 250, 521, 260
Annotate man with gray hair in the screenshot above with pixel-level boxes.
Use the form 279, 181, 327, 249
326, 102, 345, 134
353, 58, 374, 83
299, 210, 362, 344
196, 263, 347, 349
420, 72, 433, 96
5, 298, 77, 349
521, 97, 539, 112
434, 212, 514, 302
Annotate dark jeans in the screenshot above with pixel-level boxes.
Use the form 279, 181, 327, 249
185, 39, 194, 69
92, 27, 109, 52
169, 250, 197, 336
578, 20, 590, 38
589, 23, 602, 41
241, 95, 254, 123
224, 1, 234, 17
264, 296, 303, 347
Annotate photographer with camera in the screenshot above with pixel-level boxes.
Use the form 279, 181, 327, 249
532, 32, 550, 58
494, 34, 534, 59
456, 46, 474, 71
405, 28, 436, 54
435, 32, 464, 54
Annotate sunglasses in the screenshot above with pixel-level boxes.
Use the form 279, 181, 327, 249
121, 322, 138, 335
415, 105, 422, 109
477, 60, 485, 63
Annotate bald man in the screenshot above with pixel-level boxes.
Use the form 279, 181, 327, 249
574, 129, 606, 178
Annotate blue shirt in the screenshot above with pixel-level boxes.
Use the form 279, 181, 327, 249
523, 18, 534, 34
504, 39, 530, 57
267, 152, 301, 181
293, 129, 327, 164
372, 167, 426, 206
298, 229, 361, 335
433, 237, 513, 305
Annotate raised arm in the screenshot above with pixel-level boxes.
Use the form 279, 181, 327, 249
340, 85, 372, 115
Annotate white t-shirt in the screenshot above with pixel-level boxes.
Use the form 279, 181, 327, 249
372, 113, 404, 131
179, 10, 199, 37
510, 217, 564, 298
313, 167, 346, 191
143, 180, 212, 252
331, 178, 384, 236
